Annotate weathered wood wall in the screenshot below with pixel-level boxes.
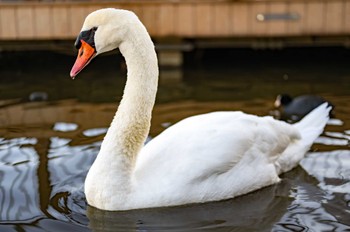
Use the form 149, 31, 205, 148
0, 0, 349, 40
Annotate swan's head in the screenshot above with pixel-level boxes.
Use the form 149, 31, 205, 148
70, 8, 139, 78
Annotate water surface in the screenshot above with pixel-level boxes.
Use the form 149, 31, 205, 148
0, 48, 349, 231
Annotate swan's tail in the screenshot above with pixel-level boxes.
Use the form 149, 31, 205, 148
275, 103, 331, 174
293, 102, 332, 145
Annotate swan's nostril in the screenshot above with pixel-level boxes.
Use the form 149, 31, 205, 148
79, 48, 84, 57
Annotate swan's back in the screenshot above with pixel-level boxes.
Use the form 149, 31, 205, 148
131, 111, 303, 208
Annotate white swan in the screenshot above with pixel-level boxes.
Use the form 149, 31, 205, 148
70, 8, 331, 211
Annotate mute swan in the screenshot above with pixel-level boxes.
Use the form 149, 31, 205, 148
275, 94, 333, 121
70, 8, 331, 211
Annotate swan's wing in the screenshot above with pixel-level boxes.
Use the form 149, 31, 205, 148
134, 111, 300, 189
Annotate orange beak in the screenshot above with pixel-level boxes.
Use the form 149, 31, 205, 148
70, 40, 96, 79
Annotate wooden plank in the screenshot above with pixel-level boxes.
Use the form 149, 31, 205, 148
346, 0, 350, 32
266, 2, 287, 35
141, 4, 158, 36
69, 6, 87, 36
251, 2, 268, 36
86, 5, 102, 15
195, 4, 213, 36
158, 4, 175, 36
213, 3, 231, 36
0, 7, 17, 39
325, 1, 343, 33
176, 4, 195, 37
232, 3, 249, 35
52, 6, 70, 38
33, 6, 51, 38
305, 1, 324, 34
286, 2, 305, 35
1, 1, 350, 40
17, 6, 34, 38
127, 5, 143, 19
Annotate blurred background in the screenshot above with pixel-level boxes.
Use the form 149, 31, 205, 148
0, 1, 349, 232
1, 0, 350, 102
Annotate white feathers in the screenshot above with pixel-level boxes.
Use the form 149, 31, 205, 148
275, 103, 331, 174
294, 103, 332, 146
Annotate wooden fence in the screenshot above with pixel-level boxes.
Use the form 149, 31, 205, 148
0, 0, 349, 41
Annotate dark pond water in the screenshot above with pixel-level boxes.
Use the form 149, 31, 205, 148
0, 48, 349, 231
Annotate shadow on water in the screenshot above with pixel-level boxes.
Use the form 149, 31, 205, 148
0, 47, 349, 231
87, 178, 294, 232
86, 164, 350, 232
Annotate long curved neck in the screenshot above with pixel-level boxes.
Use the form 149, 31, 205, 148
94, 24, 158, 187
104, 28, 158, 152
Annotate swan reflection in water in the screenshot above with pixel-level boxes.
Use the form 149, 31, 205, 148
87, 180, 293, 232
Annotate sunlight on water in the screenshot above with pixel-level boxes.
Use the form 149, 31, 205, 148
301, 150, 350, 193
0, 49, 349, 231
53, 122, 79, 132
